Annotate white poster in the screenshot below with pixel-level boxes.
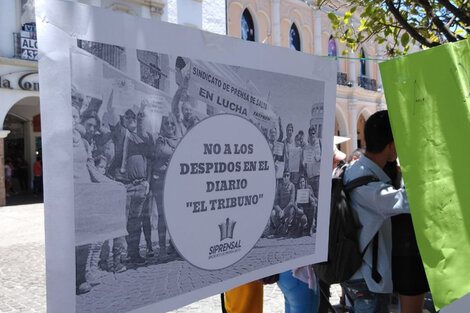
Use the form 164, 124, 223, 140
36, 1, 336, 312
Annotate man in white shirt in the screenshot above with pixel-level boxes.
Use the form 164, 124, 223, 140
342, 110, 410, 313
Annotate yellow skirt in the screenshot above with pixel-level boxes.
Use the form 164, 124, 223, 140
224, 281, 263, 313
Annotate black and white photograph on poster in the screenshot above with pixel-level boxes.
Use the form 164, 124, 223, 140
71, 40, 325, 312
36, 1, 336, 313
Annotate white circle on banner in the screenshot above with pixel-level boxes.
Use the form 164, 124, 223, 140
164, 114, 276, 270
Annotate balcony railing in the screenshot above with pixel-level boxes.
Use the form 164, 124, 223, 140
337, 72, 349, 86
358, 76, 377, 91
13, 32, 22, 59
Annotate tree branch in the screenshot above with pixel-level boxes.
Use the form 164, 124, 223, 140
437, 0, 470, 26
417, 0, 458, 42
385, 0, 440, 47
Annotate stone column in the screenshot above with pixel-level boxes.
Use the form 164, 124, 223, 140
348, 98, 358, 151
349, 51, 356, 86
314, 10, 322, 56
24, 120, 36, 188
271, 0, 281, 46
377, 45, 384, 90
0, 138, 5, 206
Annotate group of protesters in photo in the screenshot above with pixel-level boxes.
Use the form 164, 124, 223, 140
72, 76, 193, 294
262, 116, 322, 239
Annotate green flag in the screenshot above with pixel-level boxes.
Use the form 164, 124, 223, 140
380, 39, 470, 310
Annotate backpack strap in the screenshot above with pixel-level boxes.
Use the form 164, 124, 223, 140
344, 174, 382, 284
344, 175, 379, 192
371, 233, 382, 283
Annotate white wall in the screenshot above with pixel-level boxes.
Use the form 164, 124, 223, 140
165, 0, 177, 23
202, 0, 226, 35
0, 0, 18, 58
176, 0, 202, 28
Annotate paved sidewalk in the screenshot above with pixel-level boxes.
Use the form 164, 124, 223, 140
0, 203, 353, 313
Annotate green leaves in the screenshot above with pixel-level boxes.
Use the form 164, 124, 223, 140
328, 12, 339, 24
317, 0, 470, 57
401, 32, 410, 47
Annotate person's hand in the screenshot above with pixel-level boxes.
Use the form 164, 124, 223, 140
143, 181, 150, 195
259, 274, 279, 285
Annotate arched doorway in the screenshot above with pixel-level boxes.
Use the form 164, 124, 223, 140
241, 9, 255, 41
357, 114, 366, 149
3, 96, 41, 204
289, 23, 301, 51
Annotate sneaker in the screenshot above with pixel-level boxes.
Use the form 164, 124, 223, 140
128, 255, 146, 265
167, 243, 176, 255
114, 263, 127, 273
146, 244, 154, 257
76, 282, 92, 295
98, 260, 109, 272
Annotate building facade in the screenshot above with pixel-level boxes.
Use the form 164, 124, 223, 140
0, 0, 386, 205
0, 0, 41, 205
227, 0, 387, 156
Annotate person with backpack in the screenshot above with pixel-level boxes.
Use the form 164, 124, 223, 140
384, 161, 431, 313
340, 110, 411, 313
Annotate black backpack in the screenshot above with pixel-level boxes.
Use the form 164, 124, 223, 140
313, 165, 381, 285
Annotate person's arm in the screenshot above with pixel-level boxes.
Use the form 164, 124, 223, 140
308, 186, 317, 206
277, 117, 283, 142
354, 182, 410, 218
288, 183, 296, 207
171, 76, 189, 117
314, 138, 322, 161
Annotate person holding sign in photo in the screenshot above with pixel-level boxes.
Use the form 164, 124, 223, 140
268, 117, 286, 180
296, 175, 318, 234
289, 131, 305, 186
267, 169, 297, 237
303, 126, 322, 198
172, 57, 200, 137
150, 113, 181, 259
283, 123, 294, 170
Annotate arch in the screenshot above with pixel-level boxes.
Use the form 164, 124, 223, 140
356, 106, 373, 121
280, 18, 292, 48
289, 23, 301, 51
228, 2, 244, 38
301, 26, 313, 54
2, 95, 41, 198
356, 107, 372, 149
241, 8, 256, 41
290, 9, 304, 26
335, 105, 348, 137
257, 10, 271, 44
0, 91, 39, 130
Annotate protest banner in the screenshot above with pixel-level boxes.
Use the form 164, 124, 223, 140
303, 148, 316, 163
187, 60, 278, 134
273, 141, 284, 156
36, 0, 336, 312
288, 147, 302, 173
296, 189, 310, 204
380, 39, 470, 311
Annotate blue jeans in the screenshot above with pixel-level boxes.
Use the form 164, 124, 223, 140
341, 279, 390, 313
125, 183, 147, 258
278, 270, 319, 313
